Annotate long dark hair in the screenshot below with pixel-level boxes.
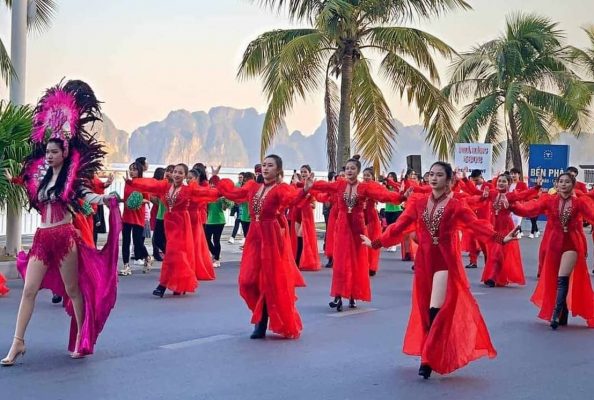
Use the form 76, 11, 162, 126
37, 139, 70, 200
129, 161, 144, 178
264, 154, 283, 181
153, 167, 165, 180
430, 161, 454, 181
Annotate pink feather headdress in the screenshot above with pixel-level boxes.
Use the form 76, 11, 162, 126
31, 88, 81, 152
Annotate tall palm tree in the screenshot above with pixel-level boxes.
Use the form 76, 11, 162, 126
442, 13, 592, 174
239, 0, 469, 172
0, 101, 32, 211
0, 0, 57, 84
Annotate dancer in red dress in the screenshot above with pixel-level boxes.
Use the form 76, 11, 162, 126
187, 167, 216, 281
127, 164, 218, 297
478, 174, 541, 287
361, 162, 518, 379
362, 168, 382, 276
217, 155, 305, 339
510, 173, 594, 329
290, 165, 321, 271
305, 156, 408, 311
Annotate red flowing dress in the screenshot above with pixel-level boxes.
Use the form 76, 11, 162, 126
479, 187, 539, 286
316, 192, 339, 260
217, 179, 305, 339
292, 193, 321, 271
510, 194, 594, 326
0, 273, 8, 296
311, 180, 405, 301
364, 197, 382, 273
375, 194, 502, 374
128, 178, 218, 293
188, 181, 216, 281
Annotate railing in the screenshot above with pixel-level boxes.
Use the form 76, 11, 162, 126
0, 166, 329, 235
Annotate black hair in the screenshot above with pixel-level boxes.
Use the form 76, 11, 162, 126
558, 172, 576, 186
166, 164, 175, 172
300, 164, 312, 173
497, 173, 511, 184
175, 163, 189, 176
37, 139, 70, 201
387, 171, 397, 180
263, 154, 283, 179
363, 167, 375, 180
243, 172, 256, 181
328, 171, 337, 181
193, 165, 208, 183
509, 167, 521, 174
470, 169, 483, 178
566, 166, 579, 176
153, 167, 165, 180
135, 157, 147, 170
345, 155, 361, 173
256, 174, 265, 183
430, 161, 454, 181
129, 161, 144, 178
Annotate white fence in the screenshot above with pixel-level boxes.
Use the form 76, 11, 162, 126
0, 166, 327, 236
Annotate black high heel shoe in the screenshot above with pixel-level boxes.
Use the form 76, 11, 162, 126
153, 285, 166, 298
329, 297, 343, 312
418, 363, 432, 379
349, 299, 356, 309
250, 304, 268, 339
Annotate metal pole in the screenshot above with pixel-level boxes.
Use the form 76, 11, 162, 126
5, 0, 28, 255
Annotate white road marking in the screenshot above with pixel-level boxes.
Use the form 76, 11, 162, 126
160, 334, 235, 350
327, 308, 378, 318
472, 292, 487, 296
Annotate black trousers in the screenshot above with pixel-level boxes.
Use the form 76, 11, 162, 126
152, 219, 166, 254
205, 224, 225, 260
240, 221, 250, 238
530, 217, 539, 234
385, 211, 402, 226
231, 217, 242, 238
122, 223, 148, 264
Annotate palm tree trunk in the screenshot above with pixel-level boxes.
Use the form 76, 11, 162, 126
5, 0, 28, 255
337, 43, 355, 170
507, 109, 524, 176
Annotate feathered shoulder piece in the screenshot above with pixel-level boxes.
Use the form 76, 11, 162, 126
20, 79, 105, 212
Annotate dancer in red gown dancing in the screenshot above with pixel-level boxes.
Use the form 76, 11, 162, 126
126, 164, 218, 297
217, 154, 306, 339
510, 173, 594, 329
361, 162, 518, 379
305, 156, 408, 311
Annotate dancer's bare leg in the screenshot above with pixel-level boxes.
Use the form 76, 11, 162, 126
558, 251, 577, 277
1, 258, 48, 361
430, 271, 448, 308
59, 245, 83, 353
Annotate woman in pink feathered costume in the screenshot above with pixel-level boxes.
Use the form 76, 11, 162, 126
1, 80, 122, 366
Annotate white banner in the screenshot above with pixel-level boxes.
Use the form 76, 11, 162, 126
454, 143, 493, 179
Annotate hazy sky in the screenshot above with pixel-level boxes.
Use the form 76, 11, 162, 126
1, 0, 593, 134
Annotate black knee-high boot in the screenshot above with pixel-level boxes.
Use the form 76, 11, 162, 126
551, 276, 569, 330
250, 303, 268, 339
295, 237, 304, 267
419, 307, 440, 379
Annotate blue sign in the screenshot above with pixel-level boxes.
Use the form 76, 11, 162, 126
528, 144, 569, 189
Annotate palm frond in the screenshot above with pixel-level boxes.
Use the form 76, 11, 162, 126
380, 51, 456, 159
252, 0, 324, 21
0, 38, 16, 85
366, 26, 456, 83
515, 100, 552, 155
457, 93, 503, 143
484, 111, 506, 160
360, 0, 471, 24
351, 59, 396, 171
238, 29, 319, 80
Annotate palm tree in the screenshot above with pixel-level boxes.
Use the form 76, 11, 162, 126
442, 13, 592, 174
0, 0, 57, 85
0, 101, 32, 211
239, 0, 469, 172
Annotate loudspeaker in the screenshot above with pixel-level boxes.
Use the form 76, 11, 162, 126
406, 155, 422, 176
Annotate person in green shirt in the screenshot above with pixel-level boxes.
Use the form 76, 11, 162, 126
383, 172, 403, 253
151, 167, 168, 261
205, 176, 232, 267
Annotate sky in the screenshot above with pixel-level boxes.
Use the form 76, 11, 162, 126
1, 0, 594, 135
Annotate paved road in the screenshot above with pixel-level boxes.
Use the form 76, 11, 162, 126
1, 232, 593, 400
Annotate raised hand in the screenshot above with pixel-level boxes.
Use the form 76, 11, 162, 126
3, 169, 12, 182
482, 186, 490, 198
105, 173, 115, 186
303, 172, 315, 192
211, 165, 222, 176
